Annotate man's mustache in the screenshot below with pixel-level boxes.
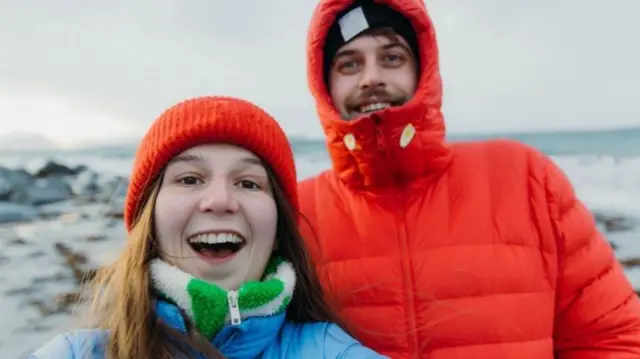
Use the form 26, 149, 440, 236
347, 88, 405, 108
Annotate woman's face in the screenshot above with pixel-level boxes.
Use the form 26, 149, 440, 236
154, 143, 277, 290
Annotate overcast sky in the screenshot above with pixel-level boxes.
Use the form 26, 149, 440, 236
0, 0, 638, 148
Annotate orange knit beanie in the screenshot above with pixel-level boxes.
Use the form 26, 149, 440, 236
123, 96, 298, 232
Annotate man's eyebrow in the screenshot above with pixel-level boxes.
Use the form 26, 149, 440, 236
334, 42, 410, 60
334, 49, 357, 59
381, 42, 411, 53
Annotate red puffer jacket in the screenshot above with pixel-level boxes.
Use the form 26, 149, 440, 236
298, 0, 640, 358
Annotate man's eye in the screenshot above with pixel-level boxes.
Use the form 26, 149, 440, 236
337, 60, 360, 72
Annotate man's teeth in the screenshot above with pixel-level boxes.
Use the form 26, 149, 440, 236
359, 102, 390, 113
188, 233, 244, 244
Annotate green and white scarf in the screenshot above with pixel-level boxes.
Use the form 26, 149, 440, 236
150, 256, 295, 338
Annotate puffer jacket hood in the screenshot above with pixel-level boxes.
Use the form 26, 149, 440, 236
300, 1, 640, 357
306, 0, 451, 189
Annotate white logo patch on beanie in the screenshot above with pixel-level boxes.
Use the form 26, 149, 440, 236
338, 6, 370, 42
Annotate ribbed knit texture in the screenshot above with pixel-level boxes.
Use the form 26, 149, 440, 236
124, 96, 298, 231
150, 256, 295, 339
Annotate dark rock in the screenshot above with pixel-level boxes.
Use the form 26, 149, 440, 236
54, 242, 88, 264
620, 257, 640, 268
0, 202, 38, 224
27, 290, 85, 317
0, 167, 33, 201
73, 164, 88, 173
96, 176, 128, 202
5, 286, 37, 296
71, 170, 102, 197
610, 241, 619, 251
35, 161, 80, 178
32, 272, 68, 284
29, 300, 60, 316
87, 235, 107, 242
605, 219, 634, 233
105, 211, 124, 220
9, 177, 73, 206
594, 212, 635, 233
27, 249, 46, 258
55, 291, 84, 306
8, 238, 28, 246
54, 242, 98, 284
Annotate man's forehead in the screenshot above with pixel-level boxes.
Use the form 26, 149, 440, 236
337, 28, 409, 54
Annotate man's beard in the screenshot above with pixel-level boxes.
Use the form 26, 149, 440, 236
341, 87, 409, 120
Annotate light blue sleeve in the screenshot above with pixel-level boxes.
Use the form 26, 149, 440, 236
28, 330, 106, 359
28, 333, 76, 359
322, 324, 389, 359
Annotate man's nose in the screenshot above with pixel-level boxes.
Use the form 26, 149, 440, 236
359, 62, 384, 90
198, 180, 239, 214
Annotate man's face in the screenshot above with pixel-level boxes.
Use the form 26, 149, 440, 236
328, 27, 418, 120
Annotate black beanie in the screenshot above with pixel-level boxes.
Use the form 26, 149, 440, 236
323, 0, 420, 85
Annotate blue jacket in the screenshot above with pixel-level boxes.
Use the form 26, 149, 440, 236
29, 300, 386, 359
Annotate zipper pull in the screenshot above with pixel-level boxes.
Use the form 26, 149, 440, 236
227, 290, 242, 326
372, 114, 386, 151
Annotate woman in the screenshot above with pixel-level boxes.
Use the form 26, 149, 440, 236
30, 96, 386, 359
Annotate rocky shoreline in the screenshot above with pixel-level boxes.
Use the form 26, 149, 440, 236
0, 160, 127, 224
1, 160, 639, 357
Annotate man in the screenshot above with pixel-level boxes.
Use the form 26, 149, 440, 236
298, 0, 640, 358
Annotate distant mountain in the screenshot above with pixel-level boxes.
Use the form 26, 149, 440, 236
0, 132, 59, 152
71, 137, 140, 150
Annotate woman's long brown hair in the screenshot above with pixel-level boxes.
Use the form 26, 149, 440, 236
77, 163, 350, 359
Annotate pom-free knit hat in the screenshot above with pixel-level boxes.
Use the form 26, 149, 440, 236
123, 96, 298, 232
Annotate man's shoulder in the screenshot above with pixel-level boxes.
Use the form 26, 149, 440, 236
451, 138, 540, 156
450, 138, 547, 175
298, 169, 336, 187
297, 169, 341, 201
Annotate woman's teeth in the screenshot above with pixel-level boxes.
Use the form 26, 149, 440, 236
187, 233, 245, 260
188, 233, 244, 245
359, 102, 391, 113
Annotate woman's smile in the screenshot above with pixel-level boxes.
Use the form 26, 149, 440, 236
187, 231, 247, 264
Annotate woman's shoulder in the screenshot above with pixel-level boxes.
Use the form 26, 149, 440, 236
273, 321, 387, 359
28, 329, 107, 359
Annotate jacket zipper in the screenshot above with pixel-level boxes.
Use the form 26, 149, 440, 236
216, 290, 242, 350
227, 290, 242, 325
371, 115, 418, 356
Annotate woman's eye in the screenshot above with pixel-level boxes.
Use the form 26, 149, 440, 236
177, 175, 203, 186
237, 179, 261, 190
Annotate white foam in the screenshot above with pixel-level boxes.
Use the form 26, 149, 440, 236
552, 155, 640, 217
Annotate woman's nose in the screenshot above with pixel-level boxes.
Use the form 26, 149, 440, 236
198, 181, 239, 214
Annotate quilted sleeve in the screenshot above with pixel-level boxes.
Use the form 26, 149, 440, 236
28, 333, 76, 359
543, 155, 640, 358
321, 324, 389, 359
